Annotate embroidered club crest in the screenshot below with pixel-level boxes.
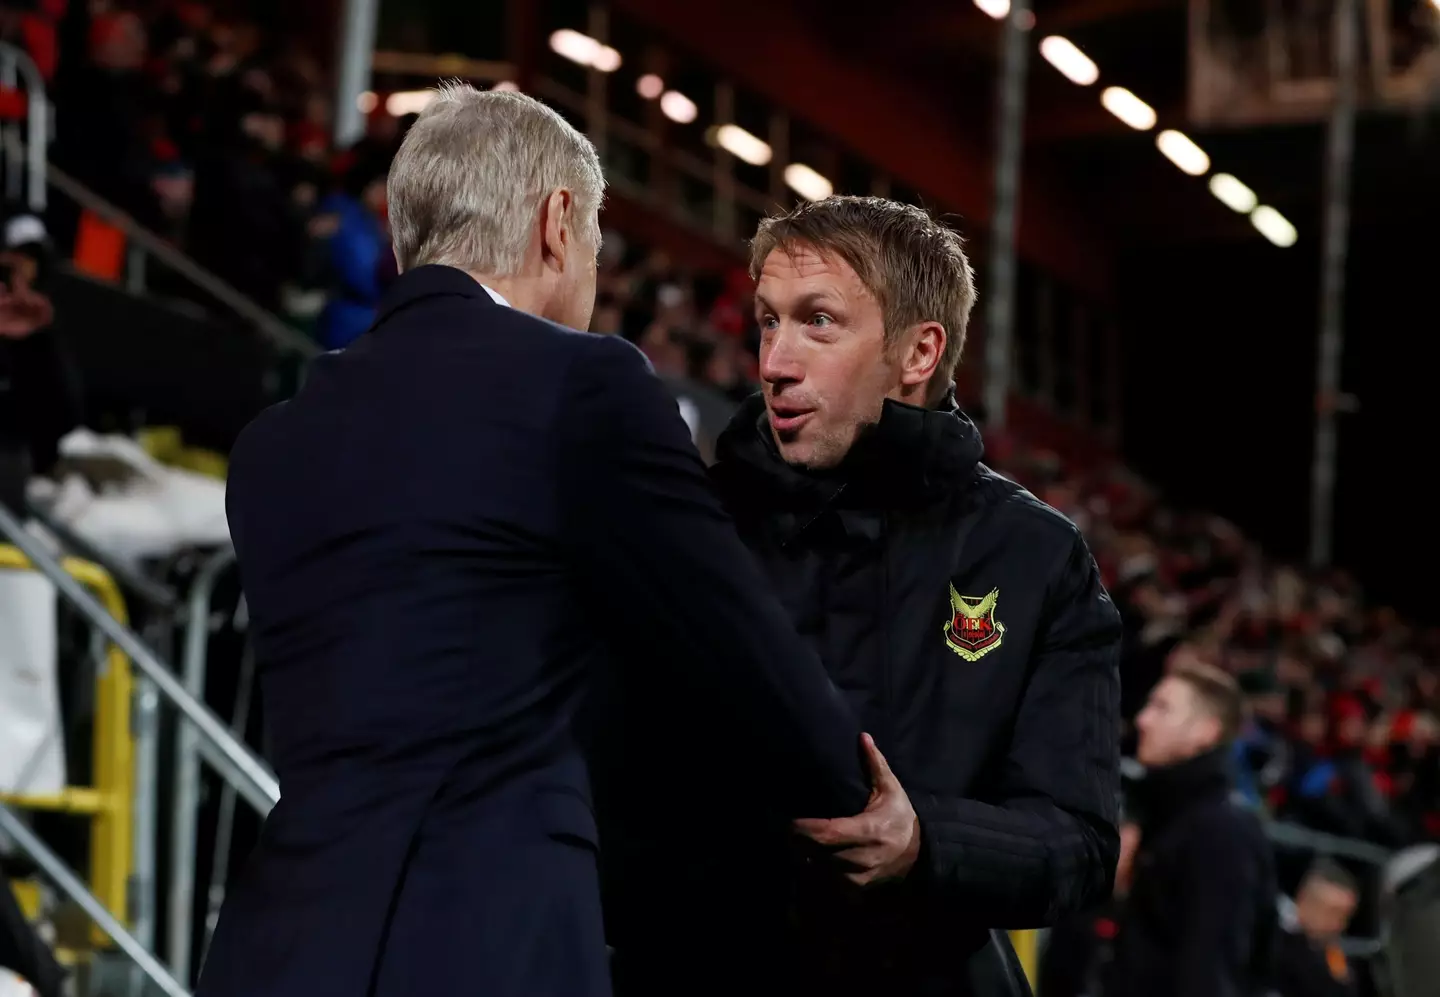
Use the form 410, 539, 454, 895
943, 584, 1006, 661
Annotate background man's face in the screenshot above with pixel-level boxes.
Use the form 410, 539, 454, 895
754, 245, 903, 470
1296, 878, 1358, 942
1135, 676, 1219, 767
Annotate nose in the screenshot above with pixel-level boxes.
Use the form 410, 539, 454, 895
759, 325, 803, 387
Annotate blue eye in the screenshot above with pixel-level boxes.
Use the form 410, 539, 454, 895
812, 314, 833, 327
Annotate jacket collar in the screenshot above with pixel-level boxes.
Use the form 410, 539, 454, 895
1131, 746, 1235, 828
712, 390, 985, 514
372, 264, 496, 329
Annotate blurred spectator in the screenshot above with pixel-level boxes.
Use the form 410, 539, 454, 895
0, 209, 78, 512
1272, 859, 1359, 997
1105, 662, 1277, 997
314, 157, 388, 350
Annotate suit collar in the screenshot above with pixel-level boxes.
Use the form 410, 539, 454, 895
373, 265, 496, 328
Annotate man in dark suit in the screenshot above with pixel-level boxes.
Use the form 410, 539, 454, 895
198, 84, 869, 997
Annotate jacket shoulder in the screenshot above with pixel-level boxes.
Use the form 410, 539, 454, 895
968, 464, 1089, 562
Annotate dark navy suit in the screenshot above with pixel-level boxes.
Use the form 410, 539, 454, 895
197, 266, 869, 997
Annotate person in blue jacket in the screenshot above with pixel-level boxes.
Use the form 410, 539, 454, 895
315, 158, 389, 350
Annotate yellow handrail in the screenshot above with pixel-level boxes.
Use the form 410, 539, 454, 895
0, 545, 134, 944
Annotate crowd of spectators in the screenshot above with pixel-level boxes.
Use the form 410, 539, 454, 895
22, 0, 1440, 854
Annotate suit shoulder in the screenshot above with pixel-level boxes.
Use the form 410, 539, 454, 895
229, 399, 290, 475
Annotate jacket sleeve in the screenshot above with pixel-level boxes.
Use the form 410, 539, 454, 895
909, 529, 1122, 926
557, 334, 870, 818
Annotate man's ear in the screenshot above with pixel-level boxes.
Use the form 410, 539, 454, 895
898, 321, 946, 391
541, 188, 573, 272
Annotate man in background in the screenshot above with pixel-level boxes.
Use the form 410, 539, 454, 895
1105, 662, 1277, 997
1273, 859, 1359, 997
0, 209, 78, 513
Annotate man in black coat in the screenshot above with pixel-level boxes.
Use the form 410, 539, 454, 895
600, 197, 1122, 997
1273, 859, 1359, 997
1105, 661, 1278, 997
0, 210, 78, 513
199, 86, 869, 997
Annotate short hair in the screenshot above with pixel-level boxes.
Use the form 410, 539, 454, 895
748, 196, 977, 402
388, 82, 604, 276
1170, 660, 1247, 743
1304, 857, 1359, 896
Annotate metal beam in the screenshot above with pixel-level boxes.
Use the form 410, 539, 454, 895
984, 0, 1032, 429
1308, 0, 1360, 567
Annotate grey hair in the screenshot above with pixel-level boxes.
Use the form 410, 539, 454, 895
387, 82, 605, 276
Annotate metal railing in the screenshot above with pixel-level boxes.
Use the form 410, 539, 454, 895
0, 42, 47, 211
0, 503, 278, 993
0, 545, 133, 941
0, 503, 279, 815
42, 163, 319, 361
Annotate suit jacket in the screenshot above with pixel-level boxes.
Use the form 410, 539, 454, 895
197, 265, 868, 997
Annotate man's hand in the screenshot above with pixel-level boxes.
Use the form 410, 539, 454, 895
793, 733, 921, 887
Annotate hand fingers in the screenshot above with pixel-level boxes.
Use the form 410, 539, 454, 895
860, 733, 900, 791
793, 815, 873, 848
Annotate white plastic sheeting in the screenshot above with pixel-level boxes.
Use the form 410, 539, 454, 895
31, 429, 228, 571
0, 569, 63, 795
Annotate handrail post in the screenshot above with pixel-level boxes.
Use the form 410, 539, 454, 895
0, 503, 280, 815
168, 548, 236, 982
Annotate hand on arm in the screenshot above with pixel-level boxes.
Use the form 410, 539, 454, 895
794, 733, 921, 887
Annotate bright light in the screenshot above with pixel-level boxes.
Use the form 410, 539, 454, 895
1208, 173, 1258, 213
974, 0, 1010, 17
548, 28, 622, 72
709, 124, 772, 166
386, 90, 433, 116
1251, 205, 1297, 247
636, 73, 664, 100
590, 46, 622, 73
492, 80, 520, 92
1100, 86, 1156, 130
784, 163, 833, 201
1039, 35, 1099, 85
1155, 129, 1210, 176
356, 90, 377, 113
659, 90, 698, 124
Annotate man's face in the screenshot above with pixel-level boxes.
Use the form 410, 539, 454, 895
754, 245, 906, 470
1135, 676, 1220, 767
556, 225, 597, 332
1296, 878, 1357, 942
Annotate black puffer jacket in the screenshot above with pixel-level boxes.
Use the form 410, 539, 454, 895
600, 394, 1122, 997
1105, 748, 1277, 997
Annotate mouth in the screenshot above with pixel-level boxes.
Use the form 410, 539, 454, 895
768, 406, 815, 435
